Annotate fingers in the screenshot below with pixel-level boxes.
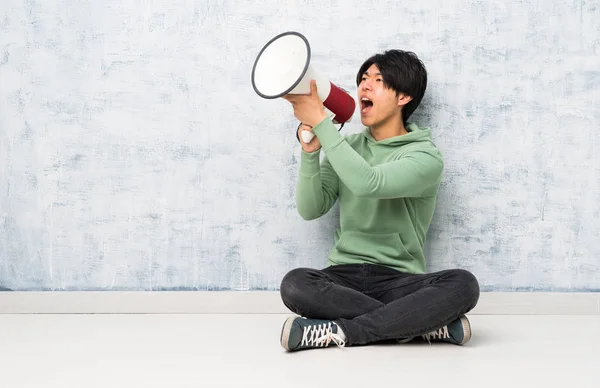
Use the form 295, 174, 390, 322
282, 93, 300, 103
282, 93, 304, 101
310, 80, 318, 97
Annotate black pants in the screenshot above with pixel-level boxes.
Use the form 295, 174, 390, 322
280, 263, 480, 346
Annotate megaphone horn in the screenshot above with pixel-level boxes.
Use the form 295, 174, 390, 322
251, 31, 356, 143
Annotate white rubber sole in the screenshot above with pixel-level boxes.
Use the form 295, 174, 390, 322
280, 316, 298, 351
459, 315, 472, 345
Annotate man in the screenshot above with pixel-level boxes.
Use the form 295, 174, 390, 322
279, 49, 480, 351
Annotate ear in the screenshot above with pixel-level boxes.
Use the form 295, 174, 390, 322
397, 93, 413, 107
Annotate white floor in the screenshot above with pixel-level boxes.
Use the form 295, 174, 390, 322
1, 314, 599, 388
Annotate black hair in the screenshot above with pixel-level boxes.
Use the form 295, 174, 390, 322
356, 49, 427, 123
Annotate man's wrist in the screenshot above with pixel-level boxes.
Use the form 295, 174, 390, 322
308, 111, 328, 128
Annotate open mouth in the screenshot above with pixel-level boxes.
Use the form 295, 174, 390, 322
360, 97, 373, 114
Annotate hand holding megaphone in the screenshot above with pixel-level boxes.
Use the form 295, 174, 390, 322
251, 31, 356, 143
281, 80, 329, 140
296, 123, 321, 152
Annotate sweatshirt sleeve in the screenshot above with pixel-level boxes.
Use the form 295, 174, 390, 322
311, 118, 443, 199
295, 149, 339, 220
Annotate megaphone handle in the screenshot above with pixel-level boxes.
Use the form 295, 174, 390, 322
301, 130, 315, 143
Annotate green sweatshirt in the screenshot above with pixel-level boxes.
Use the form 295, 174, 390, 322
296, 118, 444, 274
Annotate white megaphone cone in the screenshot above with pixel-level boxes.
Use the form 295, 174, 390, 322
251, 31, 356, 143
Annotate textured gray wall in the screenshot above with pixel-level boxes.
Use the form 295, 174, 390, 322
1, 0, 599, 291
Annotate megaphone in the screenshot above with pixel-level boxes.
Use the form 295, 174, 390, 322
251, 31, 356, 143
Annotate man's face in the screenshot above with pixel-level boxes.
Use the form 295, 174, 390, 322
357, 64, 401, 128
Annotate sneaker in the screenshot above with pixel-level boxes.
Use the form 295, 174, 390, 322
280, 316, 346, 351
421, 315, 471, 345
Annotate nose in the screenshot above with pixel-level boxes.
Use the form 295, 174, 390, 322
361, 80, 372, 91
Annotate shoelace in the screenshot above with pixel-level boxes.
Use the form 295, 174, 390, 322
301, 322, 346, 348
422, 325, 450, 344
